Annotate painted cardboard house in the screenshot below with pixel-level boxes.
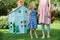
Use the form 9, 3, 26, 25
8, 5, 29, 34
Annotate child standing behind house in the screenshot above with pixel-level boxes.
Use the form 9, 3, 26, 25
28, 2, 38, 39
18, 0, 24, 6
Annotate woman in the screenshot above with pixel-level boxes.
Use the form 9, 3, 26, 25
38, 0, 51, 39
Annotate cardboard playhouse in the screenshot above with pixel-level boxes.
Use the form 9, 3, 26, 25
8, 5, 29, 34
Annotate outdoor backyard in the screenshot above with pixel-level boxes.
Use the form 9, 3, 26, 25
0, 18, 60, 40
0, 0, 60, 40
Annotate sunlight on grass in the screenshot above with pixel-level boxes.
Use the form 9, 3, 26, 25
0, 16, 8, 20
0, 16, 8, 29
0, 29, 8, 33
37, 23, 60, 30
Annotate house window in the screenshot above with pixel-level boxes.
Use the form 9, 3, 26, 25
10, 22, 12, 24
21, 21, 23, 23
21, 25, 23, 27
24, 21, 26, 23
24, 25, 26, 27
19, 10, 21, 13
25, 10, 27, 13
10, 26, 12, 28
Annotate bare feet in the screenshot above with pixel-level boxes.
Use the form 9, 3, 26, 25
41, 35, 45, 39
47, 35, 50, 38
36, 36, 38, 38
31, 36, 33, 39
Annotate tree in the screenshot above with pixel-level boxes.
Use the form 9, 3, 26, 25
0, 0, 18, 15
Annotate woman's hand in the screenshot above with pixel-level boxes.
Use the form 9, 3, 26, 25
48, 15, 51, 18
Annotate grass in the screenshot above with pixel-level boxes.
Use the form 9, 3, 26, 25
0, 20, 60, 40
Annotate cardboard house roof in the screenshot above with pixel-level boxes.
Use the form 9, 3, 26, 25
9, 5, 27, 14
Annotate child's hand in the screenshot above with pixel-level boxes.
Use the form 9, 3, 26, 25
37, 14, 40, 16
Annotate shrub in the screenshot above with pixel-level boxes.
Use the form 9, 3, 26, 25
0, 16, 8, 29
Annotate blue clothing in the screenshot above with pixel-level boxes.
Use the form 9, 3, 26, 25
41, 24, 50, 32
29, 10, 37, 29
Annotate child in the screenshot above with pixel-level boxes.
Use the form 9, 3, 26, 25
38, 0, 51, 39
28, 2, 38, 39
18, 0, 24, 6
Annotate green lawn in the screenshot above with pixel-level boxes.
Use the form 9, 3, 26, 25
0, 20, 60, 40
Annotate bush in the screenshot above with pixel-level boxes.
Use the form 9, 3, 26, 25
0, 16, 8, 29
57, 11, 60, 18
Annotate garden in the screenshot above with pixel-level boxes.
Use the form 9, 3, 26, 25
0, 0, 60, 40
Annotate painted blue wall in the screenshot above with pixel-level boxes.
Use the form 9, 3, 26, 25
8, 5, 29, 34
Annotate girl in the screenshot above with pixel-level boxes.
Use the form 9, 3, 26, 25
28, 2, 38, 39
38, 0, 51, 39
18, 0, 24, 6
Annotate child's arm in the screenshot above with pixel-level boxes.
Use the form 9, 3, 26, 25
28, 10, 31, 24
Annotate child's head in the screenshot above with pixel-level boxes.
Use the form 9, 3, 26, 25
29, 2, 35, 10
19, 0, 24, 2
18, 0, 24, 6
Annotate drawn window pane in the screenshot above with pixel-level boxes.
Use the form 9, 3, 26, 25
25, 25, 26, 27
24, 21, 26, 23
10, 22, 12, 24
10, 26, 12, 28
21, 25, 23, 27
25, 10, 27, 13
21, 21, 23, 23
19, 10, 21, 13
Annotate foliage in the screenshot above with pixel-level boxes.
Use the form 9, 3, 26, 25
0, 0, 18, 15
57, 10, 60, 18
0, 0, 60, 15
0, 16, 8, 29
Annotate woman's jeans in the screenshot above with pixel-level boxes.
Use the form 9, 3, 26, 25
41, 24, 50, 32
